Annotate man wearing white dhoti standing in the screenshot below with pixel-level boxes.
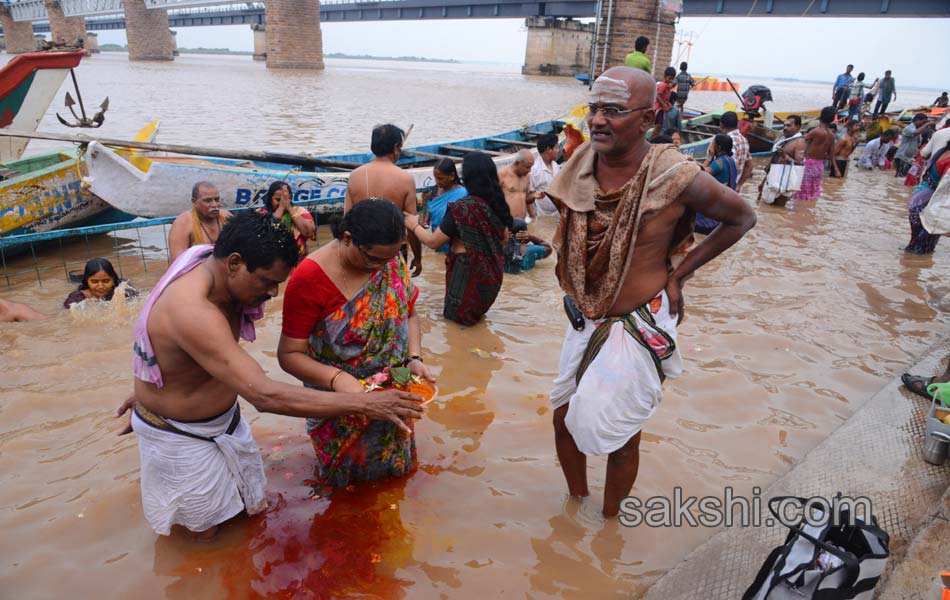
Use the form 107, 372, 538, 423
546, 67, 757, 517
119, 212, 423, 539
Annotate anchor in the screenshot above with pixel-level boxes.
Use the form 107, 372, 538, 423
56, 69, 108, 128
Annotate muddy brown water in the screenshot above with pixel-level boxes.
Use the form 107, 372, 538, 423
2, 53, 947, 598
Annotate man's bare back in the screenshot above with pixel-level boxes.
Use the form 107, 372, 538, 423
804, 125, 836, 161
345, 161, 417, 215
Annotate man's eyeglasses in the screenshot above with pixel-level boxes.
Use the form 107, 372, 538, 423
586, 104, 653, 120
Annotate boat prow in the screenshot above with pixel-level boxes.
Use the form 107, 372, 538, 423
0, 50, 85, 162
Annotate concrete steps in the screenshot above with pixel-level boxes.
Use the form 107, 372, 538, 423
643, 335, 950, 599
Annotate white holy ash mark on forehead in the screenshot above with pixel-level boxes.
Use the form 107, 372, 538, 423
590, 76, 630, 104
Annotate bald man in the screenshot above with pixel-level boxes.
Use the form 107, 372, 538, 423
498, 149, 536, 220
546, 66, 756, 517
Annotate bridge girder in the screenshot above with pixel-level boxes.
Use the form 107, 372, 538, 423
60, 0, 125, 17
8, 0, 49, 22
6, 0, 950, 31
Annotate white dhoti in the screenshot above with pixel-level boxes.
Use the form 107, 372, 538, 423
131, 401, 267, 535
550, 291, 683, 456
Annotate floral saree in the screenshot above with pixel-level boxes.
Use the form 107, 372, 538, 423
304, 257, 417, 493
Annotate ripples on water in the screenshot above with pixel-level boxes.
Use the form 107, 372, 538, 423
2, 53, 948, 598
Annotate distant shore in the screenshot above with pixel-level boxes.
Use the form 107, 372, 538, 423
99, 45, 458, 63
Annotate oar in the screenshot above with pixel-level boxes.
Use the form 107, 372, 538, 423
0, 129, 362, 171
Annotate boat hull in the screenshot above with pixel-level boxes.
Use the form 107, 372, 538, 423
0, 121, 158, 242
86, 121, 564, 218
0, 151, 124, 238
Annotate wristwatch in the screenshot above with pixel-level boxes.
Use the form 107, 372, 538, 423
405, 354, 424, 365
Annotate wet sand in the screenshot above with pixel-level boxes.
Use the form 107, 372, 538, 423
2, 53, 949, 598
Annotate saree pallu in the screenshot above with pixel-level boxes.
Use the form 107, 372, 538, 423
442, 196, 506, 326
304, 257, 416, 493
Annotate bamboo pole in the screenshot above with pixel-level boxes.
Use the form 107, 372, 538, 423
0, 129, 362, 171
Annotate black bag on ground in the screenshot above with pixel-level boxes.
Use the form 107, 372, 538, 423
742, 496, 889, 600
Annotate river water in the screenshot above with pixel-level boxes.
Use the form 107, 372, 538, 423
2, 53, 948, 598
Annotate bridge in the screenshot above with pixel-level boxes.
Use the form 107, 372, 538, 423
1, 0, 947, 76
7, 0, 949, 28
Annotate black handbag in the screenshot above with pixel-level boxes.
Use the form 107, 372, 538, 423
742, 496, 889, 600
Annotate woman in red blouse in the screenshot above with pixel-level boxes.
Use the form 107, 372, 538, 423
278, 199, 435, 493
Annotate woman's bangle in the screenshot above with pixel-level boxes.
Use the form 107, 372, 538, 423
404, 354, 423, 366
329, 369, 345, 391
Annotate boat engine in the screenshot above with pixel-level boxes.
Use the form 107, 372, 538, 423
740, 85, 773, 117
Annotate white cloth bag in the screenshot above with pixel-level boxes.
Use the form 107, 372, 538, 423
762, 164, 804, 204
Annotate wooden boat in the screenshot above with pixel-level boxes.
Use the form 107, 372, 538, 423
0, 121, 158, 239
83, 121, 564, 218
0, 50, 85, 163
659, 110, 780, 161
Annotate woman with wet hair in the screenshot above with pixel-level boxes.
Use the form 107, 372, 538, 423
64, 258, 138, 308
278, 198, 435, 493
405, 153, 511, 325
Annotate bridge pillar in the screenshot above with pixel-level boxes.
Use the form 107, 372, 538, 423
122, 0, 174, 60
593, 0, 676, 80
44, 0, 86, 47
265, 0, 324, 69
251, 24, 266, 61
85, 31, 99, 53
0, 8, 38, 54
522, 17, 593, 77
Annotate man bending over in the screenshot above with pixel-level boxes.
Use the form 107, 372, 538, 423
121, 212, 422, 539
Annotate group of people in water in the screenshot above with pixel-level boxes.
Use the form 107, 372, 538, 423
97, 65, 758, 541
5, 56, 945, 547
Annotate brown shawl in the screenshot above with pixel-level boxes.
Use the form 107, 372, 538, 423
548, 142, 700, 319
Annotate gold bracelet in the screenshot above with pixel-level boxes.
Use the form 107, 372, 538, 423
329, 369, 345, 391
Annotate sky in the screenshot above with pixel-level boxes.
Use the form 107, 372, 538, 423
92, 15, 948, 89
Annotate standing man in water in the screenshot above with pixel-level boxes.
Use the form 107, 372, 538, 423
499, 149, 536, 221
793, 106, 840, 200
345, 123, 423, 276
167, 181, 231, 262
832, 64, 854, 111
121, 212, 422, 539
546, 67, 756, 517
